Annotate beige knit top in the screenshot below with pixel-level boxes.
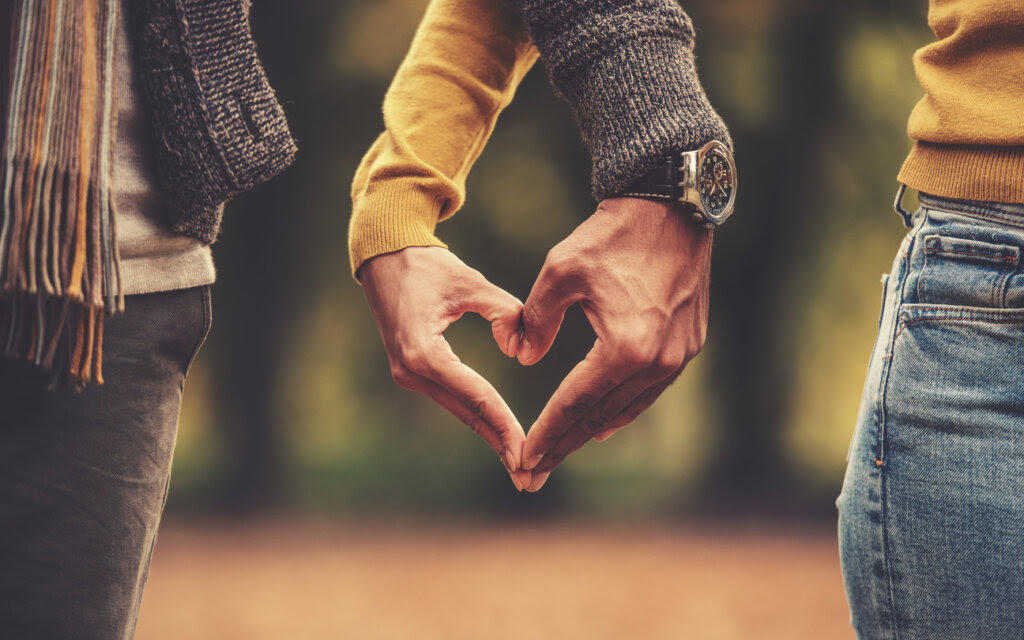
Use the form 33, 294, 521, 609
114, 8, 215, 296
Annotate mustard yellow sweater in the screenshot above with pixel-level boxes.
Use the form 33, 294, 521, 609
899, 0, 1024, 203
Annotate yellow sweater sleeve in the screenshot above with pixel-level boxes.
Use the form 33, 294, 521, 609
348, 0, 539, 278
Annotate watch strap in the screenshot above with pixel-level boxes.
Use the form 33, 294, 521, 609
618, 155, 681, 201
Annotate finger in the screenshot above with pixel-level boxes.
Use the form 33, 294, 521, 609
546, 373, 681, 477
606, 369, 682, 433
398, 370, 507, 453
509, 468, 531, 492
456, 272, 523, 359
521, 343, 636, 470
414, 340, 528, 470
518, 250, 583, 365
532, 364, 684, 475
399, 369, 530, 491
532, 368, 663, 474
526, 470, 551, 493
594, 428, 618, 442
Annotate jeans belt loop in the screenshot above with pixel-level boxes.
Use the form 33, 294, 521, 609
894, 183, 914, 227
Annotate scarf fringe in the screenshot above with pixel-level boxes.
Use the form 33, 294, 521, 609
0, 0, 122, 389
0, 293, 104, 389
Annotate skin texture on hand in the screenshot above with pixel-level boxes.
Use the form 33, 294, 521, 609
517, 197, 712, 491
359, 247, 532, 491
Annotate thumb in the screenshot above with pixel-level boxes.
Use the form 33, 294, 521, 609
458, 272, 524, 358
518, 255, 581, 366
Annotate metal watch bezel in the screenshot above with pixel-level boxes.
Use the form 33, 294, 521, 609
677, 140, 736, 227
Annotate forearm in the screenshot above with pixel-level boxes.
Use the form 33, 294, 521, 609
348, 0, 539, 278
516, 0, 730, 199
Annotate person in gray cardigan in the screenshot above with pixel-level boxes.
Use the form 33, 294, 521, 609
0, 2, 294, 638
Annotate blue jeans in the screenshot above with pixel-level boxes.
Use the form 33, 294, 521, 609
837, 193, 1024, 639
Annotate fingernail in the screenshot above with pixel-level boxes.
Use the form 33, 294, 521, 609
507, 469, 524, 492
519, 337, 533, 364
514, 469, 531, 490
527, 471, 551, 492
523, 452, 544, 471
507, 332, 521, 358
595, 428, 617, 442
505, 448, 519, 472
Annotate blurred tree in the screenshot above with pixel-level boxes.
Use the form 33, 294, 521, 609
693, 0, 925, 509
693, 1, 844, 508
205, 0, 340, 511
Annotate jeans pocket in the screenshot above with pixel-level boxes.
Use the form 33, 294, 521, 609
916, 234, 1020, 308
184, 286, 213, 378
890, 305, 1024, 424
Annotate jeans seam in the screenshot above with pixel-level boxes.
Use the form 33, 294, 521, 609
878, 328, 900, 640
877, 211, 926, 464
995, 263, 1012, 307
900, 304, 1024, 315
894, 315, 1024, 342
875, 212, 927, 640
917, 251, 930, 303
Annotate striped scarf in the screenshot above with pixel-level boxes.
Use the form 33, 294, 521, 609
0, 0, 122, 388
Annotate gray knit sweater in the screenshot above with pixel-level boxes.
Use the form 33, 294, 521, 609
517, 0, 730, 200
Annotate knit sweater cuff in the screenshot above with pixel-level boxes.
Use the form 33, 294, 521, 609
521, 1, 731, 200
898, 142, 1024, 204
348, 179, 448, 279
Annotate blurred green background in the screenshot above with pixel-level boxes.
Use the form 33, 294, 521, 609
167, 0, 932, 522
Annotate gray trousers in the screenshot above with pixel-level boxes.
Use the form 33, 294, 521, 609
0, 286, 211, 640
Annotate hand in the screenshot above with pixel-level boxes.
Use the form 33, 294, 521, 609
518, 198, 712, 491
360, 247, 532, 491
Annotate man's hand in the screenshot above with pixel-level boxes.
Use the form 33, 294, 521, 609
360, 247, 531, 491
518, 198, 712, 491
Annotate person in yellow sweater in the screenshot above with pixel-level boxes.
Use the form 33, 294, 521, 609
837, 1, 1024, 638
350, 0, 734, 493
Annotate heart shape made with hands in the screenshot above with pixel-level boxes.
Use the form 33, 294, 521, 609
360, 198, 713, 493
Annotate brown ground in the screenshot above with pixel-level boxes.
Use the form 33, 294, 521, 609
136, 519, 853, 640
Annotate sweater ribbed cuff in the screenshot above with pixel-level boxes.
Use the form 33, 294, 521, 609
521, 0, 730, 201
566, 34, 732, 200
348, 180, 448, 279
898, 142, 1024, 204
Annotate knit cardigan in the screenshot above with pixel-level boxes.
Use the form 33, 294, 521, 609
127, 0, 297, 243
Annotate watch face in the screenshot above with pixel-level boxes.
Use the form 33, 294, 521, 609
697, 144, 735, 222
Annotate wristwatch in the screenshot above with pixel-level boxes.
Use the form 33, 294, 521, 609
618, 140, 736, 228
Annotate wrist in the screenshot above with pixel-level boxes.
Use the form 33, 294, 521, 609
349, 180, 448, 281
594, 197, 712, 251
